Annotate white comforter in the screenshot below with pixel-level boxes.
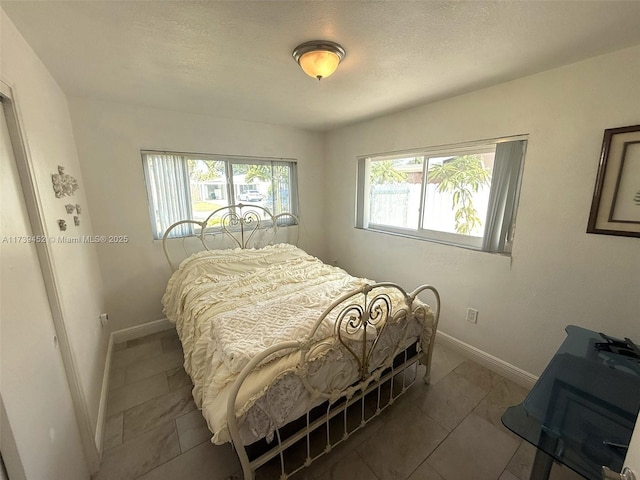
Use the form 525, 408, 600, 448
163, 244, 433, 444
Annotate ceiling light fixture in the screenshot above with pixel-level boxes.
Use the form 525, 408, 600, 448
292, 40, 346, 81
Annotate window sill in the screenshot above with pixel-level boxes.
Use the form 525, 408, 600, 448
355, 226, 512, 257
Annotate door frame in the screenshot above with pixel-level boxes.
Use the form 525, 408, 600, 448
0, 80, 100, 472
0, 394, 26, 480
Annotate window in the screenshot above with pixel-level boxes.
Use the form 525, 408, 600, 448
356, 137, 527, 253
142, 151, 298, 239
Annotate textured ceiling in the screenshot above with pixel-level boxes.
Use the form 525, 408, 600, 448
3, 1, 640, 131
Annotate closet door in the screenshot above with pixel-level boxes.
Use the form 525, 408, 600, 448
1, 96, 87, 480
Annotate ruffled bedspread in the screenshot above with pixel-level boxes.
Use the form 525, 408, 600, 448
162, 244, 433, 444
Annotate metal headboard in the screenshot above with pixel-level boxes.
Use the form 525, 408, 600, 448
162, 203, 299, 271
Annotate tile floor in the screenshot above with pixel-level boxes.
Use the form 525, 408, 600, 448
93, 329, 583, 480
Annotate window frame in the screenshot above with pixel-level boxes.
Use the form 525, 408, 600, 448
142, 150, 299, 240
356, 136, 527, 253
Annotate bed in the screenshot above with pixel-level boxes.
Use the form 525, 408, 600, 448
161, 204, 440, 480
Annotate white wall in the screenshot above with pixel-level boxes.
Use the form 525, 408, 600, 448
1, 8, 107, 473
325, 45, 640, 376
1, 103, 87, 480
68, 99, 326, 331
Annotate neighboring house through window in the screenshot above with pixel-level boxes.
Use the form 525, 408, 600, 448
142, 151, 298, 239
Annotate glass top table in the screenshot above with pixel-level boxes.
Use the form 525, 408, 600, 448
501, 325, 640, 480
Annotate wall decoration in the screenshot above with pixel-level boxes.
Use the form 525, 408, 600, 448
73, 216, 80, 227
75, 204, 82, 214
65, 204, 76, 214
58, 219, 67, 231
587, 124, 640, 238
51, 165, 79, 198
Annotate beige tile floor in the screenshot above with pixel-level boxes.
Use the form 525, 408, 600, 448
93, 329, 583, 480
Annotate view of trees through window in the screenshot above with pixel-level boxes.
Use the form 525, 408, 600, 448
368, 151, 494, 237
358, 138, 526, 252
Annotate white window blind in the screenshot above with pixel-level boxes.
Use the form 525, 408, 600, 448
482, 140, 527, 253
143, 153, 192, 239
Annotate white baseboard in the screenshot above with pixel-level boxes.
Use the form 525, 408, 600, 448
435, 331, 538, 390
95, 318, 175, 452
111, 318, 173, 345
94, 334, 113, 453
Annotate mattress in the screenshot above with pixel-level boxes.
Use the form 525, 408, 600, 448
162, 244, 434, 445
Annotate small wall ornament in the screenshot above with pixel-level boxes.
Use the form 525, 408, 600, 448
51, 166, 79, 198
73, 216, 80, 227
58, 219, 67, 231
65, 204, 76, 214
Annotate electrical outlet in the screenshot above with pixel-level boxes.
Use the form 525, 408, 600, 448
466, 308, 478, 324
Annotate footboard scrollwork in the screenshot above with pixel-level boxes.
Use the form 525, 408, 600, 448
336, 288, 394, 381
227, 282, 440, 480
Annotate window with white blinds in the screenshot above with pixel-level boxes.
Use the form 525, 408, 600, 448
355, 137, 527, 254
142, 151, 298, 239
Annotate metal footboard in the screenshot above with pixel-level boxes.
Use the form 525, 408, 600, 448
226, 283, 440, 480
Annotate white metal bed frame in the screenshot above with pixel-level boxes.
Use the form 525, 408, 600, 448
162, 204, 440, 480
162, 203, 299, 271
